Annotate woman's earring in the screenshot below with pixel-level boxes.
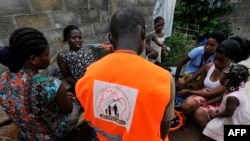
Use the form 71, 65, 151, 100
230, 86, 235, 91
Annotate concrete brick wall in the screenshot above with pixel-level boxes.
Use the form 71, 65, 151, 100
0, 0, 156, 73
0, 0, 249, 73
220, 0, 250, 38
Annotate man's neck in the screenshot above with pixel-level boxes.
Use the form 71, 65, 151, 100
115, 38, 139, 54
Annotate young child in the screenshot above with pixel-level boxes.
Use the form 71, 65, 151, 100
202, 63, 250, 141
149, 16, 168, 64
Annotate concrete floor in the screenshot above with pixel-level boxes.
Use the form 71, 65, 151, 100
169, 121, 201, 141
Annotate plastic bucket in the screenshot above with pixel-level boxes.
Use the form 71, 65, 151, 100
169, 110, 185, 133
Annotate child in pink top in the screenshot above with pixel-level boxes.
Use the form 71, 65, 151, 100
202, 63, 250, 141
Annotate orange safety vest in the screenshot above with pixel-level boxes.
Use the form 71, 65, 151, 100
76, 51, 171, 141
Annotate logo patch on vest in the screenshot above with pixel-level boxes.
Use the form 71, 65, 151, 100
93, 80, 138, 132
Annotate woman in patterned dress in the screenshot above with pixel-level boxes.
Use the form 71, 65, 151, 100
0, 27, 81, 140
57, 25, 95, 92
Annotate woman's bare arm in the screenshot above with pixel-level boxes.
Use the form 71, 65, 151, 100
152, 34, 166, 47
55, 84, 73, 114
182, 65, 203, 89
57, 54, 76, 87
178, 84, 226, 99
211, 96, 238, 118
175, 54, 190, 89
203, 95, 223, 106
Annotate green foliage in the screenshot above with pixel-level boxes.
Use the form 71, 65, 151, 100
163, 0, 234, 66
174, 0, 233, 41
163, 34, 196, 66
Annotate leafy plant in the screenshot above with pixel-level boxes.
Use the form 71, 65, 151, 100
174, 0, 233, 41
163, 33, 196, 66
162, 0, 234, 67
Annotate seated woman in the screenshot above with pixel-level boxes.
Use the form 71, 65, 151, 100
202, 64, 250, 141
0, 27, 81, 140
177, 37, 250, 128
57, 25, 95, 92
175, 30, 226, 90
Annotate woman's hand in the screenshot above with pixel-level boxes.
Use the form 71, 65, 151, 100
177, 89, 190, 96
200, 102, 206, 107
67, 92, 76, 100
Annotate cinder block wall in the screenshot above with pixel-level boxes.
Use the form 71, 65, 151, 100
0, 0, 156, 73
220, 0, 250, 39
0, 0, 249, 73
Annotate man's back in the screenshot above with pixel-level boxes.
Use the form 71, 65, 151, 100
76, 52, 171, 141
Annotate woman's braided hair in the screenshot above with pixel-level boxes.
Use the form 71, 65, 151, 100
9, 27, 48, 65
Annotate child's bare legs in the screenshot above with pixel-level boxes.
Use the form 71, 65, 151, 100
193, 107, 210, 129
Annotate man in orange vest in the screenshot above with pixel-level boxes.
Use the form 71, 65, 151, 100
76, 7, 174, 141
